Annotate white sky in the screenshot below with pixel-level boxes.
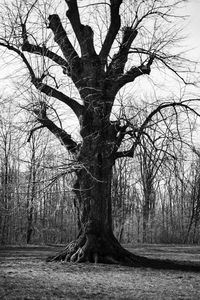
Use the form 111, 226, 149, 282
188, 0, 200, 58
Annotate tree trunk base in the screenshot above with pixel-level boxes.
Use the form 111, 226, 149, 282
46, 233, 200, 272
47, 232, 129, 264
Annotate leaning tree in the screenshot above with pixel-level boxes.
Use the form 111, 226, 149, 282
0, 0, 200, 270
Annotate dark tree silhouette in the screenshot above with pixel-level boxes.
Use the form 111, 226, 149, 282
0, 0, 200, 270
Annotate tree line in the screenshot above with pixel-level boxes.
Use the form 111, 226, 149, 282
1, 104, 200, 245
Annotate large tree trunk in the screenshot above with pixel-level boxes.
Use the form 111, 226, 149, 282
50, 123, 125, 264
47, 126, 200, 271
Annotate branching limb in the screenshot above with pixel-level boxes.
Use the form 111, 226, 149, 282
112, 54, 155, 93
115, 101, 200, 159
48, 14, 81, 77
99, 0, 122, 65
108, 27, 138, 77
33, 102, 78, 154
27, 125, 45, 142
129, 48, 195, 85
22, 42, 70, 75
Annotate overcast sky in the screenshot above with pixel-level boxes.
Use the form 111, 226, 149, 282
187, 0, 200, 58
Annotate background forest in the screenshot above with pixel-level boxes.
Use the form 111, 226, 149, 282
1, 100, 200, 246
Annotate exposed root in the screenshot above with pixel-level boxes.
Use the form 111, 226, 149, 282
46, 233, 200, 272
47, 232, 120, 264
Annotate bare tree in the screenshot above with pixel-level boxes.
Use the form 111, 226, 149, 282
0, 0, 200, 270
184, 148, 200, 243
0, 101, 23, 244
136, 108, 185, 243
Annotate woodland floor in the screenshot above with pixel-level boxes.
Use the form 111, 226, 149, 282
0, 244, 200, 299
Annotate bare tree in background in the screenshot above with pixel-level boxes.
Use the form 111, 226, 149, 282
135, 107, 188, 243
185, 148, 200, 243
0, 0, 200, 269
0, 102, 22, 244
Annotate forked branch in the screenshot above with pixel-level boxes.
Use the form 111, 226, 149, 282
112, 54, 155, 93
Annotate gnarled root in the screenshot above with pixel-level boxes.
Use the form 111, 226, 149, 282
46, 220, 200, 271
46, 231, 127, 265
47, 233, 200, 272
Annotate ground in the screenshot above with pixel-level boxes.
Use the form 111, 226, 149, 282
0, 244, 200, 299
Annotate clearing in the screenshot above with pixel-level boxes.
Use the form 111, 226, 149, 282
0, 244, 200, 299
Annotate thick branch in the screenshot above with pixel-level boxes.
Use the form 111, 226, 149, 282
32, 79, 83, 118
35, 110, 78, 154
66, 0, 97, 58
99, 0, 122, 64
22, 42, 70, 74
48, 14, 81, 76
112, 55, 155, 93
108, 27, 138, 77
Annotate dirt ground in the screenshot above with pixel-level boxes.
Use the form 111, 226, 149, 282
0, 244, 200, 299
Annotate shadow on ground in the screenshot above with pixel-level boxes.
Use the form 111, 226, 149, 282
0, 244, 200, 299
